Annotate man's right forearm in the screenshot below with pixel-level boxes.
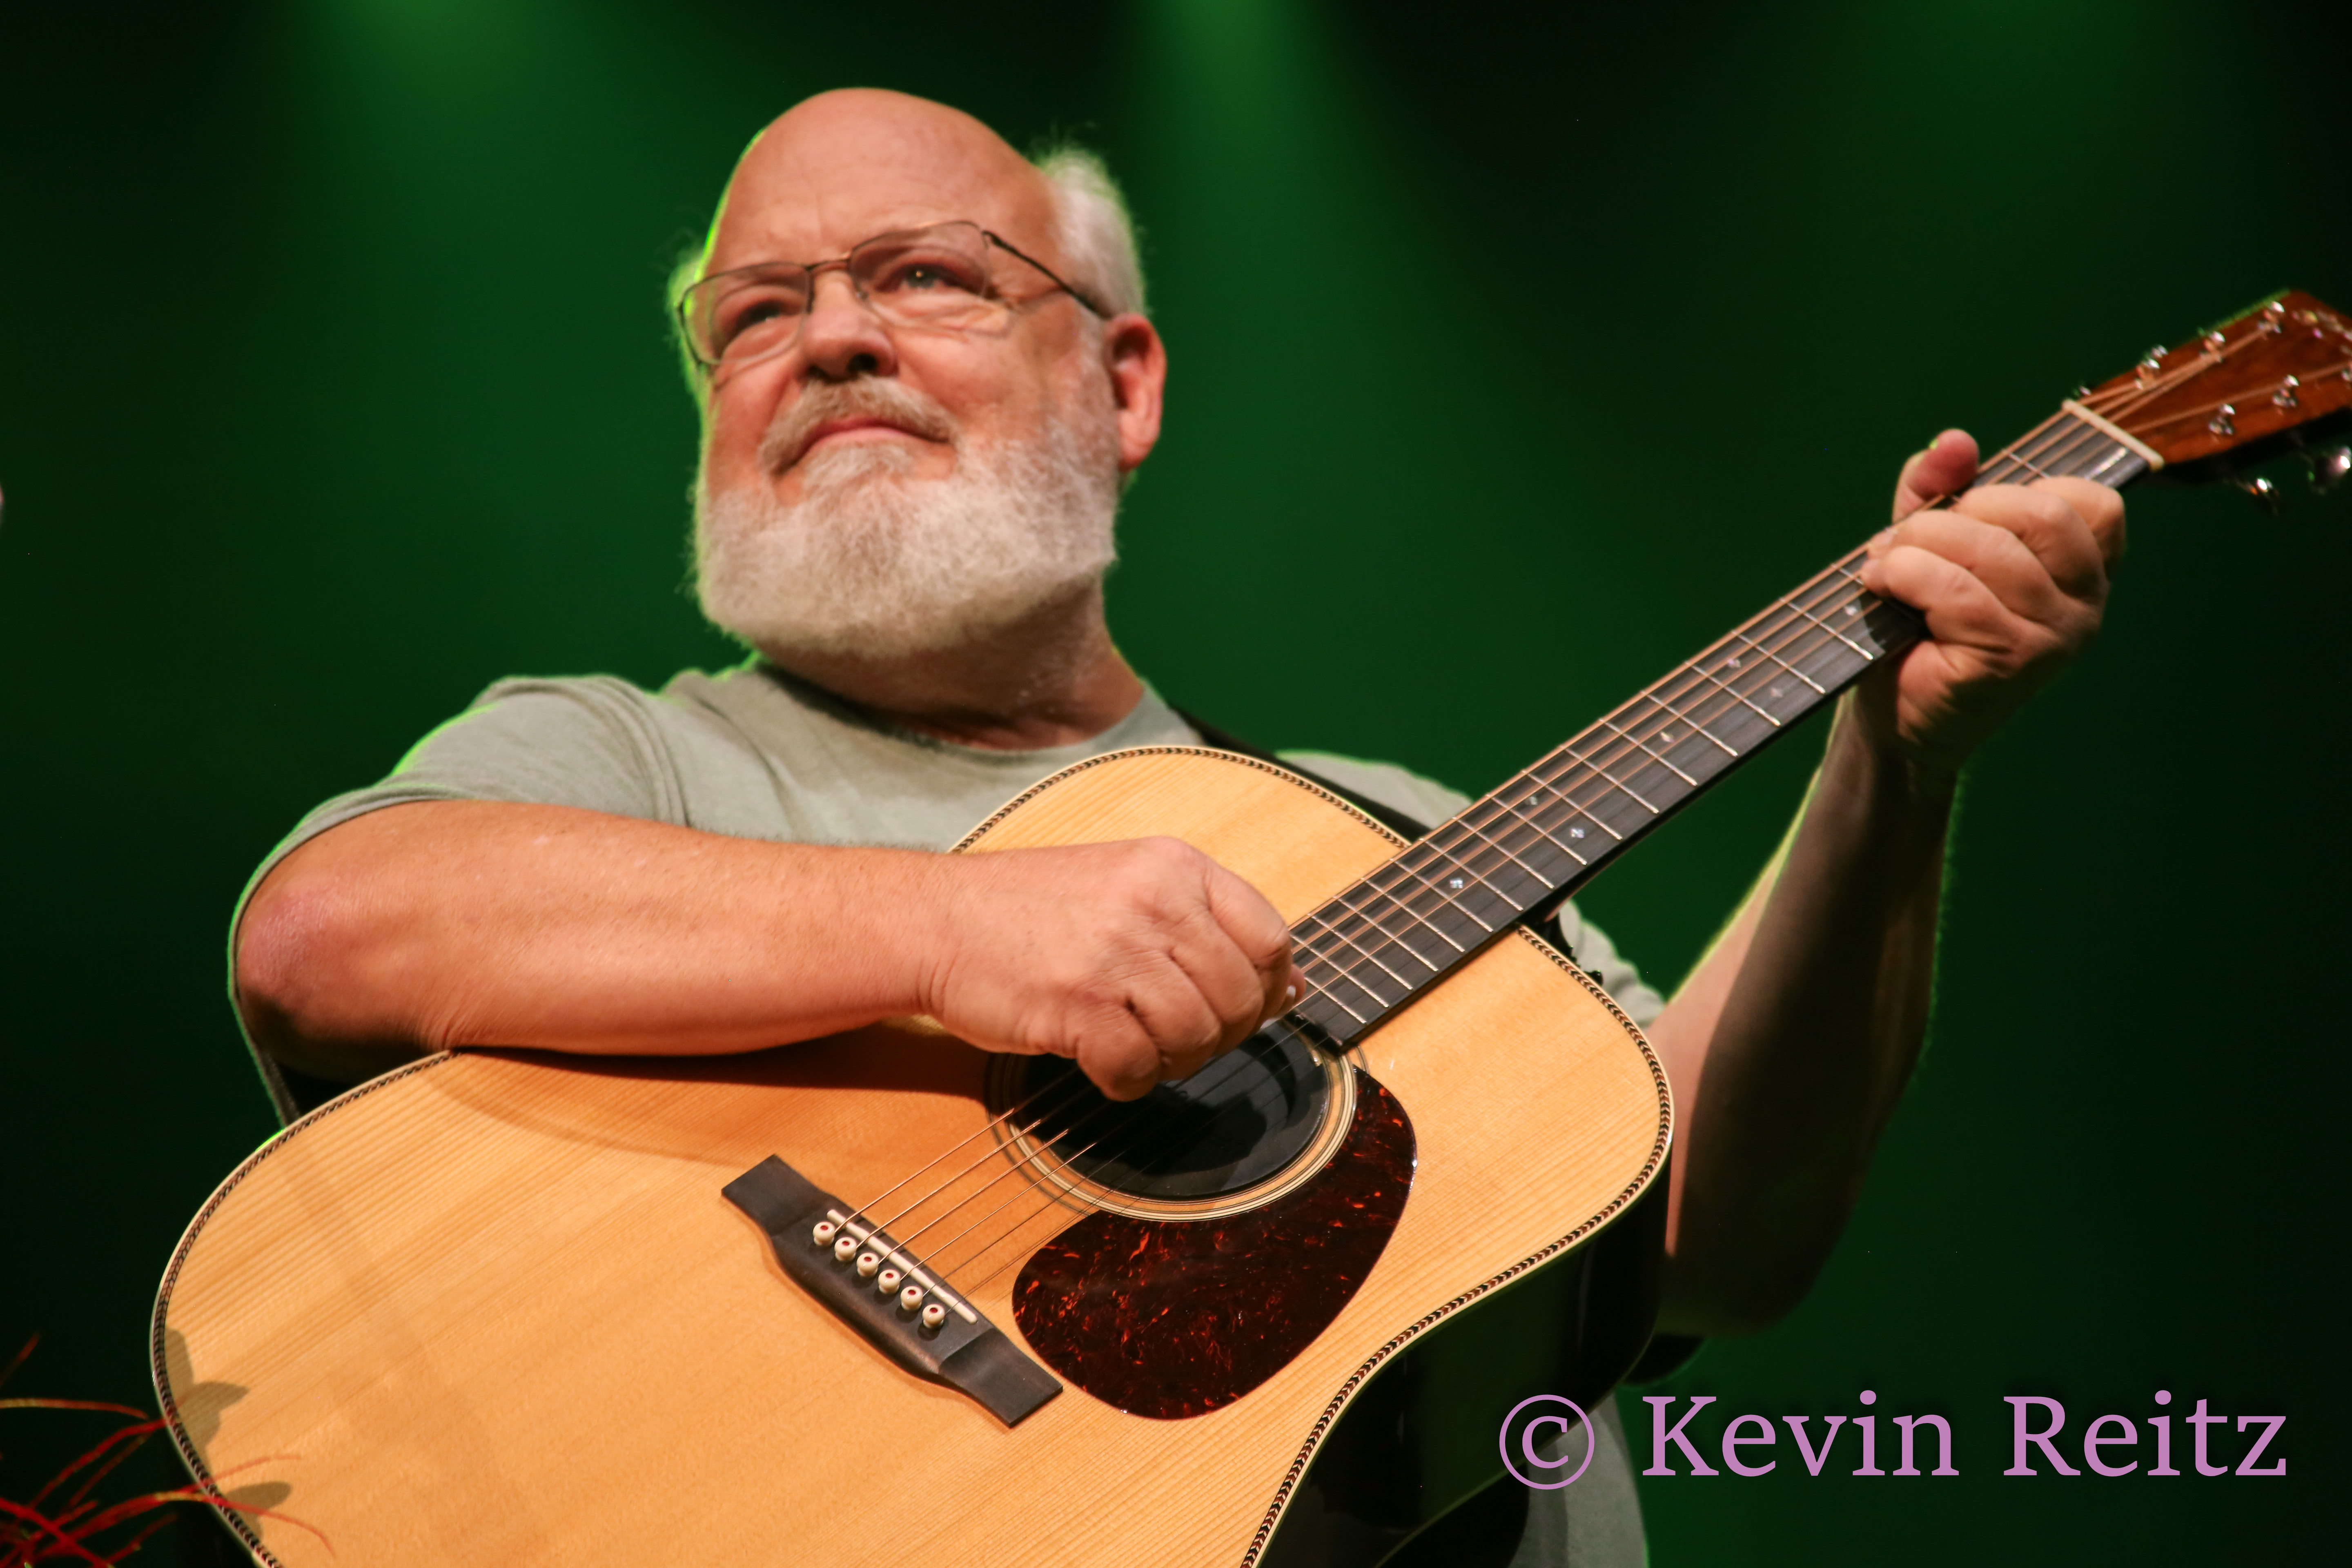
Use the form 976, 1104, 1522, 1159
234, 799, 1299, 1099
235, 800, 957, 1079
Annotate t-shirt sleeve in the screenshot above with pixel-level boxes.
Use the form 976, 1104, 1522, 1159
236, 676, 684, 913
1275, 749, 1668, 1029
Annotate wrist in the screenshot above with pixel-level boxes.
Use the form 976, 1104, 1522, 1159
1829, 693, 1961, 818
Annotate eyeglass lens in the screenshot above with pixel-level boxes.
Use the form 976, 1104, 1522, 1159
688, 223, 1018, 366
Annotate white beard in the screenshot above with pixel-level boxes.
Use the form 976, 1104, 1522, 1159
694, 391, 1122, 662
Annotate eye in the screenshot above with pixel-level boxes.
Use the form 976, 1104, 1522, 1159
711, 281, 806, 354
871, 251, 988, 298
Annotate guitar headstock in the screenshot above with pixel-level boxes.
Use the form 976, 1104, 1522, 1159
2076, 290, 2352, 488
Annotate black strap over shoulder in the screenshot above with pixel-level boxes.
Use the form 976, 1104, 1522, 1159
1173, 708, 1435, 843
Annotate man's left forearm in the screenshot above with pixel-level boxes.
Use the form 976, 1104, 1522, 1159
1645, 688, 1958, 1336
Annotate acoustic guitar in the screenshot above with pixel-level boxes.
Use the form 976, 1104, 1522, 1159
153, 292, 2350, 1567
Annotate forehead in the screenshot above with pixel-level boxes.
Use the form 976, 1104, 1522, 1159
707, 108, 1061, 274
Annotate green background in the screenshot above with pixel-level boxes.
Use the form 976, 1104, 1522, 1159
3, 1, 2341, 1561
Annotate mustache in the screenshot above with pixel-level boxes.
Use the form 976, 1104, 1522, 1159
757, 377, 960, 474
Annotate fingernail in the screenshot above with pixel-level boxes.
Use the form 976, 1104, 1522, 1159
1283, 984, 1299, 1006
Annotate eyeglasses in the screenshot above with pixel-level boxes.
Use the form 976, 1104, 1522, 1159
673, 220, 1107, 372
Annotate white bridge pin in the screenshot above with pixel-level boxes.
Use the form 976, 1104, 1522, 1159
877, 1266, 904, 1294
855, 1251, 882, 1279
899, 1284, 926, 1313
833, 1236, 859, 1263
812, 1220, 840, 1247
919, 1303, 948, 1333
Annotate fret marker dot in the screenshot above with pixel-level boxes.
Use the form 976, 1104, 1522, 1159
1726, 655, 1742, 668
1658, 730, 1672, 742
1570, 827, 1586, 839
1770, 685, 1784, 697
1844, 604, 1859, 617
1448, 876, 1465, 889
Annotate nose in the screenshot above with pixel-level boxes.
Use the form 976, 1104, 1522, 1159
798, 266, 898, 381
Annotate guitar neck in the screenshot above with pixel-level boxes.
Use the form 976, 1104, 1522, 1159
1287, 407, 2154, 1049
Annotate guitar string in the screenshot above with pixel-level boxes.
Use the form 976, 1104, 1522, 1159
844, 555, 1882, 1272
925, 335, 2323, 1276
839, 406, 2147, 1293
919, 410, 2127, 1252
829, 1064, 1123, 1245
904, 472, 2020, 1280
1283, 410, 2121, 1011
1283, 409, 2106, 985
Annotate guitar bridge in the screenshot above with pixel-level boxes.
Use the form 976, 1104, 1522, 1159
722, 1156, 1061, 1425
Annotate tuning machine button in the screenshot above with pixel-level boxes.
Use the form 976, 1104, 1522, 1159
2238, 477, 2283, 515
2273, 376, 2301, 410
2307, 445, 2350, 496
2209, 404, 2237, 437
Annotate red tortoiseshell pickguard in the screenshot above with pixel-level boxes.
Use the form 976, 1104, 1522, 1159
1010, 1070, 1416, 1419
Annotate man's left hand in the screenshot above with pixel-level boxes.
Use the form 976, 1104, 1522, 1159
1853, 428, 2126, 775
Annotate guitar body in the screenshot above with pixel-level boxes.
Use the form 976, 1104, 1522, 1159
155, 748, 1671, 1567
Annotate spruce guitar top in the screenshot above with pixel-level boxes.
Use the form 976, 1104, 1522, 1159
154, 293, 2351, 1567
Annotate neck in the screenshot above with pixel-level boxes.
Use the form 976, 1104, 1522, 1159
764, 583, 1146, 750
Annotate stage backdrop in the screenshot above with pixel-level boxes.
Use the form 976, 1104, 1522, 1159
2, 2, 2339, 1562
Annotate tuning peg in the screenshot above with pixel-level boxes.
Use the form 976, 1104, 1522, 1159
2238, 477, 2284, 515
2307, 445, 2351, 496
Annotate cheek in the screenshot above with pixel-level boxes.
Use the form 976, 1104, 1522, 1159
702, 376, 785, 479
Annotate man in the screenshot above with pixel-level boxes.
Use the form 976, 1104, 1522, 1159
231, 89, 2121, 1565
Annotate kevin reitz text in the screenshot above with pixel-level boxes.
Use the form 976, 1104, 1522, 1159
1640, 1391, 2285, 1478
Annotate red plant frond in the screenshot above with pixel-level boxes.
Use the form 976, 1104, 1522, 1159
33, 1421, 164, 1514
0, 1495, 118, 1566
87, 1486, 335, 1554
0, 1404, 149, 1424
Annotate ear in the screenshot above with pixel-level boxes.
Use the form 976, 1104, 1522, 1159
1100, 313, 1166, 472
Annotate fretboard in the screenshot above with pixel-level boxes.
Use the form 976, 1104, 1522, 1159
1286, 405, 2152, 1048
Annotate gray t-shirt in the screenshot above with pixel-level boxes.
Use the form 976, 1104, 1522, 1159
238, 659, 1665, 1567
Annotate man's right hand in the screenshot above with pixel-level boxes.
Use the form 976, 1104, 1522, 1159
921, 838, 1300, 1100
236, 802, 1300, 1103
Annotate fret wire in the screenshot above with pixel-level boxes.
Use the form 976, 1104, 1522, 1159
1724, 621, 1828, 693
1517, 771, 1625, 841
1525, 588, 1849, 837
1545, 735, 1665, 815
2003, 418, 2103, 479
1627, 685, 1744, 758
1298, 882, 1463, 982
1306, 836, 1516, 972
1777, 591, 1872, 659
1391, 833, 1526, 927
1292, 387, 2160, 1033
1684, 649, 1784, 727
1328, 880, 1471, 956
1448, 813, 1559, 887
1594, 714, 1703, 786
1296, 970, 1371, 1025
1376, 847, 1503, 936
1294, 908, 1423, 994
1486, 786, 1590, 866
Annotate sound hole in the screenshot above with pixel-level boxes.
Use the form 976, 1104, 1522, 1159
1012, 1026, 1331, 1201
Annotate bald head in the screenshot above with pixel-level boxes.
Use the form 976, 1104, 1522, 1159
690, 90, 1143, 325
